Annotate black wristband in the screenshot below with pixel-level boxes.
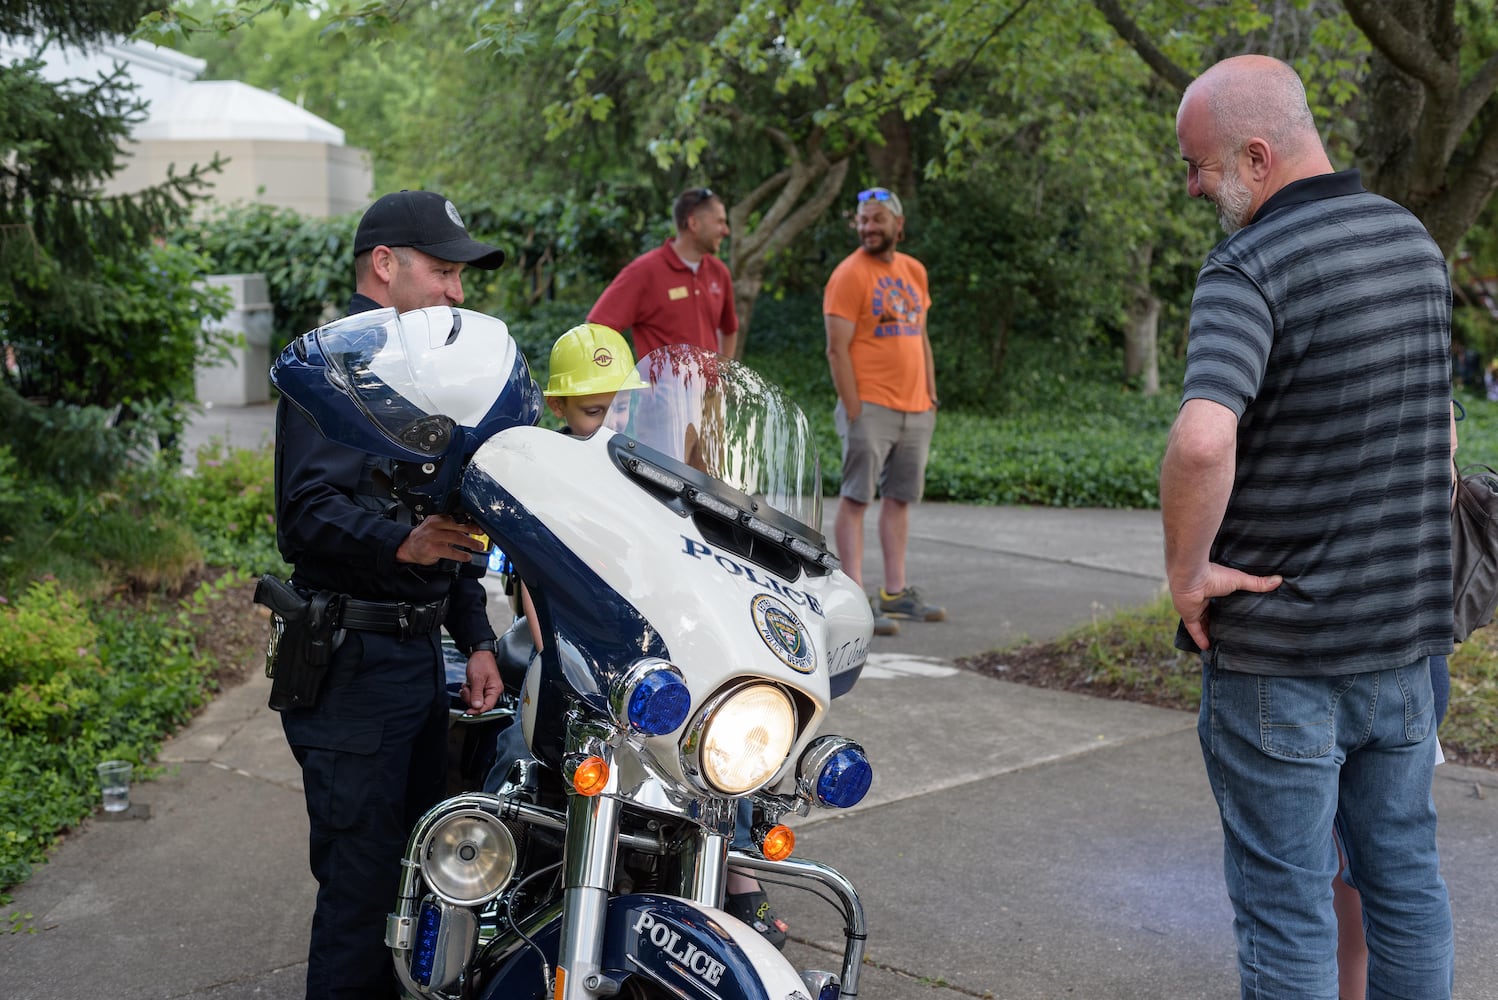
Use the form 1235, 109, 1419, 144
464, 639, 497, 657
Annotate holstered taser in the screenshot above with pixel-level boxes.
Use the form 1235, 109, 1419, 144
254, 575, 338, 712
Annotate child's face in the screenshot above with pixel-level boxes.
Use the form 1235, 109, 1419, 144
547, 391, 618, 437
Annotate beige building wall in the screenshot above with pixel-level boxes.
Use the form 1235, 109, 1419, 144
107, 138, 372, 218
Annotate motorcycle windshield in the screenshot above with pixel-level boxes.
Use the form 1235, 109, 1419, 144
608, 345, 823, 532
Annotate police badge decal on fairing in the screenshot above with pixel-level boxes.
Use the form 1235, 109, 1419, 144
751, 593, 815, 674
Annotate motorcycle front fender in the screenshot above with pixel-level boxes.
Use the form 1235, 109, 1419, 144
478, 892, 807, 1000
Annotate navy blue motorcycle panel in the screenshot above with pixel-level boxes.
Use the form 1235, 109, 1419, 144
478, 894, 776, 1000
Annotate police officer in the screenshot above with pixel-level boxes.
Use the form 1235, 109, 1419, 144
273, 190, 506, 1000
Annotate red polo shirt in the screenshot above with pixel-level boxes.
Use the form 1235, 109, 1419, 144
588, 239, 738, 357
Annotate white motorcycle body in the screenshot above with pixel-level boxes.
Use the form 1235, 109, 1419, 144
470, 424, 871, 779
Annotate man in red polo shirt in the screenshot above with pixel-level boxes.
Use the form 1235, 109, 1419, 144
589, 187, 738, 358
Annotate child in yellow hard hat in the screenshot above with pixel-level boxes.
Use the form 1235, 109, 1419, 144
542, 322, 647, 437
495, 322, 646, 776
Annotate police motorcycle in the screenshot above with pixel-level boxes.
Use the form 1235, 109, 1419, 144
270, 305, 875, 1000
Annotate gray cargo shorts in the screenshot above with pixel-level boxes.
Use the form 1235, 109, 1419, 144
835, 400, 936, 504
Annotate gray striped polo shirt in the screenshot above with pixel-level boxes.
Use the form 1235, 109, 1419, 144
1178, 170, 1453, 675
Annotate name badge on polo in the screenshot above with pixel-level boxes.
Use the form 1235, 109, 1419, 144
668, 285, 689, 300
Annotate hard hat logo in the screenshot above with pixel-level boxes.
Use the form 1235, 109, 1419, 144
592, 347, 614, 368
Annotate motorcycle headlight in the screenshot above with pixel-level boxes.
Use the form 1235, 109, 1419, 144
684, 682, 797, 794
417, 808, 517, 906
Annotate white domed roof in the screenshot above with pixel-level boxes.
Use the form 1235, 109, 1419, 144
135, 79, 345, 145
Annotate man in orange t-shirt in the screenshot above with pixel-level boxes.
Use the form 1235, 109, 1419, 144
824, 186, 943, 636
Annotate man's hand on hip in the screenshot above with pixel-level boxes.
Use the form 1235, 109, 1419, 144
1170, 563, 1283, 650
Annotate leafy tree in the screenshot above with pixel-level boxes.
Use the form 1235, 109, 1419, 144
149, 0, 447, 195
468, 0, 1209, 392
1093, 0, 1498, 257
1, 0, 229, 453
453, 1, 1028, 354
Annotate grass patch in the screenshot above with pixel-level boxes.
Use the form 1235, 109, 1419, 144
960, 593, 1498, 770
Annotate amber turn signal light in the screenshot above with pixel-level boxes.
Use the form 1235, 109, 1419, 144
761, 824, 795, 861
571, 756, 609, 797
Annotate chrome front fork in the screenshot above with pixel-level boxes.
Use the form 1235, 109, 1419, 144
555, 760, 623, 999
662, 796, 734, 907
553, 764, 739, 998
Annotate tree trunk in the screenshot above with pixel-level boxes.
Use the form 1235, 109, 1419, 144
725, 133, 850, 359
1123, 243, 1160, 396
865, 111, 916, 197
1344, 0, 1498, 256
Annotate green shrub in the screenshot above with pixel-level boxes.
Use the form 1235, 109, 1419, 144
5, 243, 233, 458
0, 576, 231, 890
0, 582, 107, 744
176, 443, 288, 577
0, 581, 99, 690
1, 468, 205, 597
171, 202, 353, 352
0, 383, 150, 492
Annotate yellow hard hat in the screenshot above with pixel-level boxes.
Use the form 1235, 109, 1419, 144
544, 324, 648, 397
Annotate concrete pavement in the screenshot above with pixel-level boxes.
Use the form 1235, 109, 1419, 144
3, 404, 1494, 999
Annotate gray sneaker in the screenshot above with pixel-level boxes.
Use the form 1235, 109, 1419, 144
878, 585, 946, 622
869, 596, 901, 636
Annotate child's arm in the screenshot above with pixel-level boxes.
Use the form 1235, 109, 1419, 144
520, 582, 544, 652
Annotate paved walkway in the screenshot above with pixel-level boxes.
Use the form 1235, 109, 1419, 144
3, 405, 1494, 999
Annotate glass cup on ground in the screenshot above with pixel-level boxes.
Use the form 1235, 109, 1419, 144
96, 760, 132, 813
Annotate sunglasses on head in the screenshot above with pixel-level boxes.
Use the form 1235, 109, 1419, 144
857, 188, 894, 203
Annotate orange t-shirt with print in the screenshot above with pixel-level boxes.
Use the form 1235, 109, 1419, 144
822, 249, 932, 413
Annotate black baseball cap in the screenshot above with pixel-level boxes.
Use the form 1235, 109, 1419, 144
353, 190, 506, 270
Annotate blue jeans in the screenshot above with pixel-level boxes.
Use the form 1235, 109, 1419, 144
1198, 658, 1453, 1000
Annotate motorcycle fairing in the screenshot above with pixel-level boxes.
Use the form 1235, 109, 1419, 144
461, 457, 669, 765
476, 893, 808, 1000
607, 433, 834, 574
462, 426, 872, 790
610, 344, 825, 532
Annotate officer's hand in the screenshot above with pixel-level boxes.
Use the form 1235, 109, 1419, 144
396, 515, 482, 566
459, 652, 502, 715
